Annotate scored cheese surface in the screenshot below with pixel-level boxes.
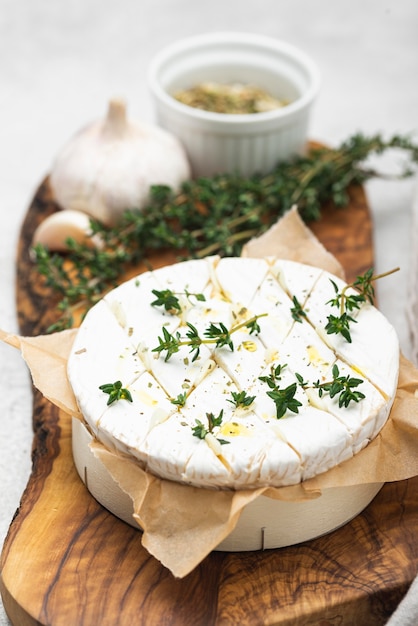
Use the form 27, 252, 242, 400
67, 256, 399, 490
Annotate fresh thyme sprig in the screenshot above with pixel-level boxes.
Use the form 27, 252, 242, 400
290, 296, 308, 323
296, 364, 365, 408
192, 410, 230, 445
228, 390, 256, 408
203, 321, 233, 351
99, 381, 133, 405
152, 313, 267, 362
325, 312, 357, 343
153, 326, 183, 361
151, 289, 182, 313
33, 133, 418, 331
259, 361, 366, 417
325, 267, 400, 342
151, 288, 206, 314
259, 364, 302, 419
171, 392, 187, 407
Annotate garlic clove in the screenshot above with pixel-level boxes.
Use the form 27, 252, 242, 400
32, 209, 96, 252
49, 99, 191, 226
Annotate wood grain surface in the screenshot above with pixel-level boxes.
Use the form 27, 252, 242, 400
1, 177, 418, 626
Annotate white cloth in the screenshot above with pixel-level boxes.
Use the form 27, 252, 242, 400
386, 576, 418, 626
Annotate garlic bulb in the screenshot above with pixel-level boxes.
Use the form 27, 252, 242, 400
32, 209, 97, 252
49, 99, 191, 225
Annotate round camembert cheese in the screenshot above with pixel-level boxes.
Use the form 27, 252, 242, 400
68, 256, 399, 490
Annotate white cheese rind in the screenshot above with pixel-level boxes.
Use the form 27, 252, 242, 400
267, 406, 354, 481
302, 272, 400, 398
68, 257, 399, 490
68, 299, 146, 435
213, 256, 270, 305
96, 370, 176, 461
271, 259, 323, 305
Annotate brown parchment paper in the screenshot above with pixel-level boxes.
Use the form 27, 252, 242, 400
2, 206, 418, 578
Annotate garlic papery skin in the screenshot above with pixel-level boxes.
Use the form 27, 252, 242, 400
49, 99, 191, 226
32, 209, 97, 252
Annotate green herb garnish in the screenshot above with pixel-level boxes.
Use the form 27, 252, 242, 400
290, 295, 307, 323
203, 321, 233, 351
259, 364, 302, 419
296, 364, 365, 408
152, 314, 267, 362
99, 381, 133, 405
151, 288, 206, 314
325, 312, 357, 343
151, 289, 182, 313
325, 267, 399, 342
228, 390, 256, 408
171, 392, 187, 407
152, 326, 182, 362
192, 410, 230, 445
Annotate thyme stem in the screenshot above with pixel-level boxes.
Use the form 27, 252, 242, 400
338, 266, 400, 315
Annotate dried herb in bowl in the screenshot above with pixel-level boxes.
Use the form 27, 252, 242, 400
173, 82, 289, 114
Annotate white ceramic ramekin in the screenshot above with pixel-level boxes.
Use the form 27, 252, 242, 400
148, 32, 320, 177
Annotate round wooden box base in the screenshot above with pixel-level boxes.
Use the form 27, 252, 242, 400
72, 417, 383, 552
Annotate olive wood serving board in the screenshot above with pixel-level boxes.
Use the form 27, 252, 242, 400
1, 176, 418, 626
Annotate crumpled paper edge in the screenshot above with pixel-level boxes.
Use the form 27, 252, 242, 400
2, 206, 418, 578
242, 205, 346, 280
0, 327, 82, 419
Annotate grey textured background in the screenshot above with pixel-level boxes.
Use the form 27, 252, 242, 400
1, 1, 417, 623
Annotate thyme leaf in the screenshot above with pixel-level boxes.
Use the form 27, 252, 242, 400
228, 390, 256, 408
152, 326, 181, 362
184, 322, 203, 362
192, 418, 209, 440
325, 312, 357, 343
325, 267, 399, 341
297, 364, 365, 408
259, 364, 302, 419
192, 410, 230, 445
151, 289, 182, 313
171, 392, 187, 407
290, 295, 307, 323
151, 288, 206, 314
99, 381, 133, 405
203, 321, 233, 351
